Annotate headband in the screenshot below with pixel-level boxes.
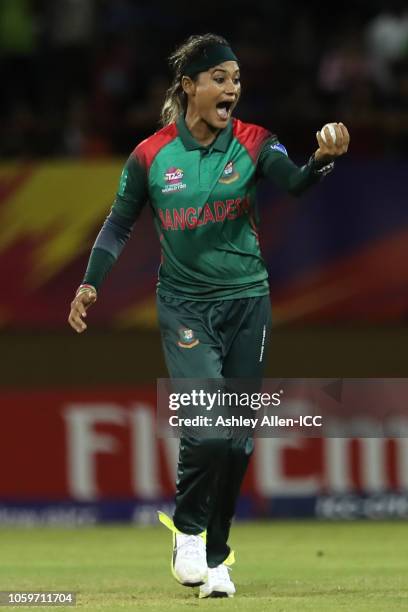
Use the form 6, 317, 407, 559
183, 43, 239, 78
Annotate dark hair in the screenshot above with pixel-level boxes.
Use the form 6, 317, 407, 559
160, 33, 231, 126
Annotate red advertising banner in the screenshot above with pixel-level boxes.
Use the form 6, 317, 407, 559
1, 387, 408, 521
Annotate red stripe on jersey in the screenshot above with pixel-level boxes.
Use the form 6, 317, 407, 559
232, 118, 274, 165
132, 123, 178, 171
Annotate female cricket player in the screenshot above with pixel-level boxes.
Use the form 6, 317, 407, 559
68, 34, 350, 598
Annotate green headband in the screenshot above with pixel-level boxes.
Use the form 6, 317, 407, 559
183, 43, 239, 78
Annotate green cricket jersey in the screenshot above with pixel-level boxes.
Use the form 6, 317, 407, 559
83, 114, 334, 299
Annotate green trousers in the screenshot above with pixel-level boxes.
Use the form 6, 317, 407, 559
157, 294, 272, 567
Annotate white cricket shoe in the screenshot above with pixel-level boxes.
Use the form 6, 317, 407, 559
172, 531, 207, 586
199, 564, 236, 598
157, 511, 207, 587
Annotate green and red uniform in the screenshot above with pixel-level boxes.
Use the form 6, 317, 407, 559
84, 114, 332, 296
82, 114, 334, 566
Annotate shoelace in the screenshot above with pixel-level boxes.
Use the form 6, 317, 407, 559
176, 534, 205, 559
209, 564, 231, 583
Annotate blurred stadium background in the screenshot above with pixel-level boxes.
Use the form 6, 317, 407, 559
1, 0, 408, 529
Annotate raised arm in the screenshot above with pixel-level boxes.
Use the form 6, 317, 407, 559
258, 122, 350, 196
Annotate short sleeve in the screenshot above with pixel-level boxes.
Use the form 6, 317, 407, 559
257, 136, 290, 176
111, 153, 148, 222
257, 137, 334, 195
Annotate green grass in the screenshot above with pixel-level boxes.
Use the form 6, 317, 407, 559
0, 521, 407, 611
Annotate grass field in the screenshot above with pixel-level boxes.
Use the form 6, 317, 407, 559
0, 521, 407, 611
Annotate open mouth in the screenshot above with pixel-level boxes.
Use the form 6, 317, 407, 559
216, 100, 233, 121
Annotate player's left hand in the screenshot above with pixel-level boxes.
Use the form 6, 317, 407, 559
314, 122, 350, 163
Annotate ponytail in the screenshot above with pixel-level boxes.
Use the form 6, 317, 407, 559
161, 80, 185, 126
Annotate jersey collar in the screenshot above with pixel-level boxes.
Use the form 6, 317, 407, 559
176, 114, 233, 152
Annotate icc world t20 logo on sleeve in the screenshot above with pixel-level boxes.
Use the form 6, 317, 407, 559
118, 168, 128, 196
162, 167, 187, 193
270, 142, 288, 156
177, 327, 199, 348
219, 160, 240, 184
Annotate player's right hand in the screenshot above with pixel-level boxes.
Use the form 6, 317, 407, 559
68, 286, 97, 333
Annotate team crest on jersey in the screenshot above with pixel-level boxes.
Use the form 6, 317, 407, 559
162, 167, 187, 193
219, 160, 240, 184
177, 327, 199, 348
